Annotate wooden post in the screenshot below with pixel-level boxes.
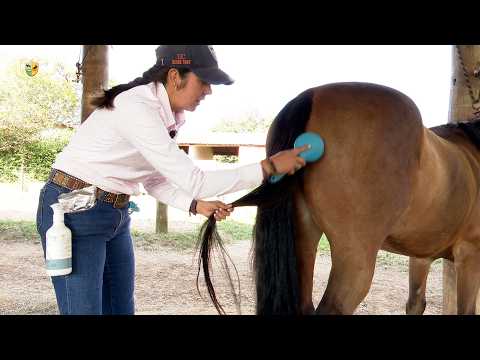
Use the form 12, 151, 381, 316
156, 202, 168, 233
443, 45, 480, 314
81, 45, 109, 123
189, 145, 214, 160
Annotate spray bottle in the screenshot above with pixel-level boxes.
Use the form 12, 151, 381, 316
45, 203, 72, 276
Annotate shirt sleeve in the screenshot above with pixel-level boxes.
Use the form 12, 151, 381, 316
142, 173, 193, 212
115, 102, 264, 200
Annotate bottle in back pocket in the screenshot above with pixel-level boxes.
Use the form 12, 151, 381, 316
45, 203, 72, 276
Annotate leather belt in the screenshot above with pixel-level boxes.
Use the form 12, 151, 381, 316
49, 169, 130, 209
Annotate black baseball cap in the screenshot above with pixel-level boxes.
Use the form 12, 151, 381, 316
155, 45, 234, 85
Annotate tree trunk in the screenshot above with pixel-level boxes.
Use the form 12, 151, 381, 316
81, 45, 109, 123
156, 202, 168, 233
443, 45, 480, 315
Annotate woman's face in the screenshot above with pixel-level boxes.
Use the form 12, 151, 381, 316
169, 71, 212, 112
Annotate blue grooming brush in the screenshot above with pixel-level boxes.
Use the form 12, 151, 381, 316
269, 132, 324, 184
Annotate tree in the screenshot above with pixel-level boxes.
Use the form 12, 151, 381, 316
0, 58, 79, 151
80, 45, 109, 123
0, 58, 79, 187
212, 111, 272, 133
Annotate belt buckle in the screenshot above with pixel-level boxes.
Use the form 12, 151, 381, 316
113, 194, 127, 209
95, 188, 104, 202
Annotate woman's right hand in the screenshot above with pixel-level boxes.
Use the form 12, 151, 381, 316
262, 145, 309, 177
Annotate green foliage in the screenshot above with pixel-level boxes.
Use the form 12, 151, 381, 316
212, 112, 272, 133
213, 155, 239, 163
26, 131, 72, 180
0, 58, 79, 149
0, 152, 21, 182
0, 58, 79, 182
0, 128, 73, 182
0, 220, 39, 242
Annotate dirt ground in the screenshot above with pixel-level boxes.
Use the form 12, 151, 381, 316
0, 181, 443, 315
0, 238, 443, 315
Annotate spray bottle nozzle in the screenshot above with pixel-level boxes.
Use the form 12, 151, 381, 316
50, 203, 66, 223
50, 203, 65, 213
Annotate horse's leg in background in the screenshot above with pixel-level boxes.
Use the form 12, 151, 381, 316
294, 190, 323, 315
453, 241, 480, 314
406, 257, 433, 315
315, 234, 383, 315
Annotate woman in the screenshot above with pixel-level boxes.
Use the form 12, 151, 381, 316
36, 45, 308, 315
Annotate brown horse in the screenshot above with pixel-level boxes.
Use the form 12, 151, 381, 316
196, 82, 480, 315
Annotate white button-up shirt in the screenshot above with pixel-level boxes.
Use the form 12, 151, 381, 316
53, 82, 264, 211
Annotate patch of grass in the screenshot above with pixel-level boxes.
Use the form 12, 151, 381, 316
0, 220, 444, 273
318, 234, 330, 253
316, 235, 412, 270
376, 251, 409, 269
0, 219, 254, 250
133, 230, 200, 251
133, 220, 254, 251
216, 220, 253, 241
0, 220, 39, 242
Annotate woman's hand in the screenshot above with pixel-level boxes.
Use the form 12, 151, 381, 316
261, 145, 309, 177
196, 200, 233, 221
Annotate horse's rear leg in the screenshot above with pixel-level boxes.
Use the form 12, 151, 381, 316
406, 257, 433, 315
294, 191, 323, 315
315, 236, 381, 315
453, 242, 480, 315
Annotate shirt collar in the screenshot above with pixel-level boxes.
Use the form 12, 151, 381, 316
150, 82, 186, 132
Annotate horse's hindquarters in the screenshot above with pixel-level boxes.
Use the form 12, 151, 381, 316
302, 84, 424, 245
294, 83, 430, 314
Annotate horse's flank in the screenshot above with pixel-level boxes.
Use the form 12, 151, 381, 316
387, 126, 480, 259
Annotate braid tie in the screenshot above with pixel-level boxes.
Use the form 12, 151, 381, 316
141, 63, 164, 82
114, 64, 162, 93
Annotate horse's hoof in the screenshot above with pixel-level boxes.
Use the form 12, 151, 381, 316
300, 304, 315, 315
405, 300, 426, 315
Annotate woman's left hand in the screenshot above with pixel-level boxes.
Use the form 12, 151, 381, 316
196, 200, 233, 221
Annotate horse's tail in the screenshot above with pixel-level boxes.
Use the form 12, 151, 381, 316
196, 89, 315, 315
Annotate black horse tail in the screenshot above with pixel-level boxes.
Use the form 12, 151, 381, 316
196, 88, 315, 315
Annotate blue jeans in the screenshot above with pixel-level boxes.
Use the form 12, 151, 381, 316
36, 181, 135, 315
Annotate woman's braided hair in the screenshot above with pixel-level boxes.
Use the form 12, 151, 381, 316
91, 63, 191, 109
